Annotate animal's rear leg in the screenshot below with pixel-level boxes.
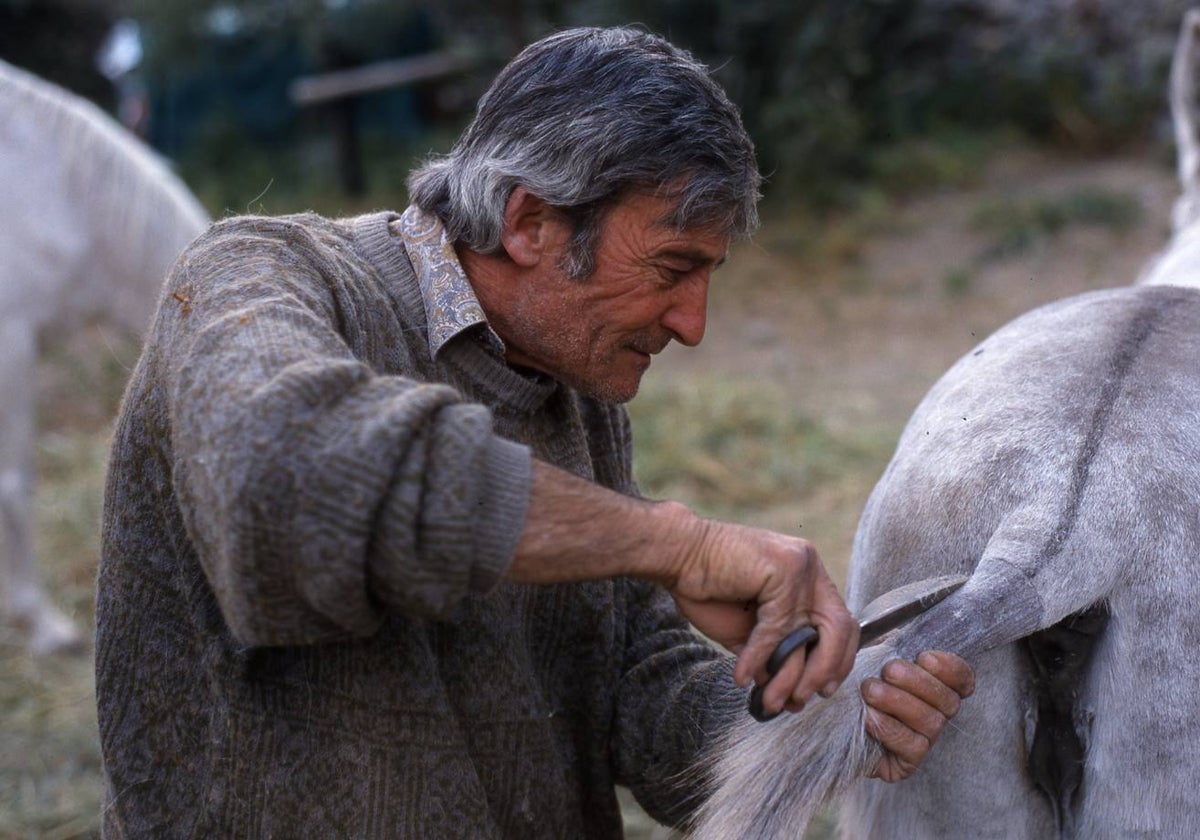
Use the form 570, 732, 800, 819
1074, 577, 1200, 837
0, 319, 81, 655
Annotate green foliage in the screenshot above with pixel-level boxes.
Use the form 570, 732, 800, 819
178, 125, 454, 219
4, 0, 1180, 211
972, 187, 1144, 261
178, 119, 332, 217
1053, 188, 1146, 230
474, 0, 1171, 209
0, 646, 103, 839
628, 376, 885, 522
120, 0, 431, 74
1, 327, 128, 840
120, 0, 319, 71
942, 266, 973, 297
865, 128, 1004, 197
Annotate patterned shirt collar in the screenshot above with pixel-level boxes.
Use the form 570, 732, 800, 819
396, 204, 507, 360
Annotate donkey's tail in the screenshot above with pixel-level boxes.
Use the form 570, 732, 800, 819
687, 644, 891, 840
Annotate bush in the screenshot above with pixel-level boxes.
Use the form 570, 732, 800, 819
124, 0, 1190, 211
553, 0, 1183, 208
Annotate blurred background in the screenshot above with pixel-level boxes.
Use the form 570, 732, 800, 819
1, 0, 1194, 836
5, 0, 1189, 213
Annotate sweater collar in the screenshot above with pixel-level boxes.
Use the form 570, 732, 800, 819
351, 209, 558, 414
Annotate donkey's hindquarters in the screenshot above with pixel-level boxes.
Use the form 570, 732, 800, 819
692, 284, 1200, 838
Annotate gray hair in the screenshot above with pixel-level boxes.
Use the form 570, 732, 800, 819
407, 26, 761, 278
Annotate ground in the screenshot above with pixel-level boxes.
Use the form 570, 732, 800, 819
0, 143, 1181, 838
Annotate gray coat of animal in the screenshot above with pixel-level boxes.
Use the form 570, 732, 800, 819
695, 282, 1200, 839
0, 59, 209, 653
692, 11, 1200, 840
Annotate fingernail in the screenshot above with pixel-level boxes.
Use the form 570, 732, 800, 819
820, 681, 838, 698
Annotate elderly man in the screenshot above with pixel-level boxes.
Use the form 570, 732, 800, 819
96, 26, 973, 838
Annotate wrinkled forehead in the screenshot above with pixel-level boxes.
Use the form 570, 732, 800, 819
601, 190, 731, 260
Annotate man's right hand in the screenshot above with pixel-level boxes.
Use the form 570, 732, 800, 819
507, 461, 859, 718
661, 514, 859, 718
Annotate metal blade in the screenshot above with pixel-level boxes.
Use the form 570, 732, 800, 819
856, 573, 967, 648
748, 573, 967, 721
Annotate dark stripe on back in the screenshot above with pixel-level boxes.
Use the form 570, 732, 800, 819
1038, 289, 1179, 562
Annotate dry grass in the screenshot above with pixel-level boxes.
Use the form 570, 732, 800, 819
0, 143, 1177, 838
1, 326, 132, 839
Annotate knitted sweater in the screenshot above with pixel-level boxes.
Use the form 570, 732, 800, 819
95, 209, 740, 838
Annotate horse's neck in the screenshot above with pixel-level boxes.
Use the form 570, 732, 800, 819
1, 66, 208, 336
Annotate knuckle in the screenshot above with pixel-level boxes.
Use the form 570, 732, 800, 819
881, 658, 910, 682
919, 708, 947, 741
872, 711, 908, 744
780, 538, 817, 572
933, 653, 977, 697
869, 706, 935, 760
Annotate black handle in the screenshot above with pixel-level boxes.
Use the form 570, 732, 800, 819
747, 625, 819, 722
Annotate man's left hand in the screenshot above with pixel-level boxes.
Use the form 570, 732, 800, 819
860, 650, 975, 782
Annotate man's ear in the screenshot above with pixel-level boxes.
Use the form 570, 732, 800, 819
500, 187, 568, 268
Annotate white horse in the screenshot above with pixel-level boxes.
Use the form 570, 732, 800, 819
693, 11, 1200, 840
0, 58, 209, 654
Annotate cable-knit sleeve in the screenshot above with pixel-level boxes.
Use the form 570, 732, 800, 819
159, 216, 531, 647
610, 578, 743, 828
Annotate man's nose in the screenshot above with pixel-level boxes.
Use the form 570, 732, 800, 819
661, 276, 709, 347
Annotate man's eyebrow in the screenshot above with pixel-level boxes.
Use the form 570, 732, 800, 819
656, 247, 728, 267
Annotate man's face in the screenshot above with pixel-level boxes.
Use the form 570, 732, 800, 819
499, 192, 729, 403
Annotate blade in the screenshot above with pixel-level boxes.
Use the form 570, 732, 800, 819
747, 572, 968, 723
856, 573, 967, 648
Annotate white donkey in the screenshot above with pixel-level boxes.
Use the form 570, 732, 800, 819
693, 11, 1200, 840
1, 59, 209, 653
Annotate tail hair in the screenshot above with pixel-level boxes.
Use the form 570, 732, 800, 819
688, 644, 891, 839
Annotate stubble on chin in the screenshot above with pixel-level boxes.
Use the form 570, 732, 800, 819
575, 352, 646, 404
